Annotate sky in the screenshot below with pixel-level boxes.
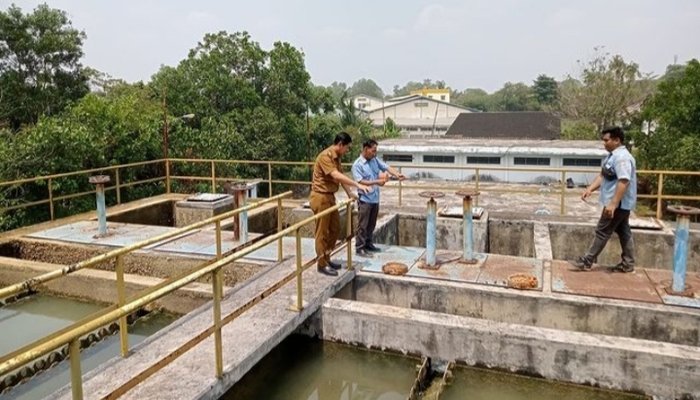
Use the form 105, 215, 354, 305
7, 0, 700, 93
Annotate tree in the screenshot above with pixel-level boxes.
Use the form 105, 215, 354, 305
454, 88, 493, 111
392, 79, 446, 97
532, 74, 558, 107
0, 3, 89, 130
557, 47, 646, 134
635, 59, 700, 201
347, 78, 384, 99
492, 82, 538, 111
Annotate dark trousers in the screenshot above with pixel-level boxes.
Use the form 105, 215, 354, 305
583, 208, 635, 268
355, 201, 379, 250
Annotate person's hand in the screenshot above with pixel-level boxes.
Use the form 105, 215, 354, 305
581, 188, 592, 202
603, 203, 616, 218
377, 180, 386, 187
396, 173, 406, 181
348, 193, 359, 201
358, 184, 373, 194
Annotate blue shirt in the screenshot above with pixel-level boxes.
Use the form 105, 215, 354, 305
599, 146, 637, 211
351, 156, 389, 204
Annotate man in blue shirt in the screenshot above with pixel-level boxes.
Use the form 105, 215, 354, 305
569, 126, 637, 273
351, 139, 405, 256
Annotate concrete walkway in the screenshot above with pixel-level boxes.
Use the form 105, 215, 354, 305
47, 249, 354, 400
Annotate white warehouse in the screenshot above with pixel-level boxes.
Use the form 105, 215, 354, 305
376, 138, 608, 185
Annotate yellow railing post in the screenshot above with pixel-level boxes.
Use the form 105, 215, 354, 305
165, 159, 171, 194
560, 170, 566, 216
215, 221, 222, 260
277, 198, 283, 262
656, 173, 664, 219
116, 255, 129, 357
288, 228, 303, 312
211, 161, 216, 193
267, 163, 273, 197
115, 167, 121, 205
346, 202, 353, 270
398, 166, 403, 207
69, 338, 83, 400
212, 268, 223, 378
48, 178, 55, 221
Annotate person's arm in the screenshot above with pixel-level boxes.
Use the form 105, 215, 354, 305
603, 158, 633, 216
581, 175, 602, 201
377, 159, 405, 180
351, 161, 381, 186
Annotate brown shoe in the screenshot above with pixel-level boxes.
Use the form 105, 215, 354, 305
317, 266, 338, 276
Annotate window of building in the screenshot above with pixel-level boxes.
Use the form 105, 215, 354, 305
414, 102, 429, 107
466, 156, 501, 165
383, 154, 413, 163
440, 95, 446, 101
562, 158, 603, 167
513, 157, 550, 166
423, 155, 455, 163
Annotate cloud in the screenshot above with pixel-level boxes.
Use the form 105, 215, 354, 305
413, 4, 464, 34
383, 27, 407, 42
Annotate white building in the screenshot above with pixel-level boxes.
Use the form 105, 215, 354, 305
350, 95, 384, 111
363, 95, 478, 137
376, 138, 607, 185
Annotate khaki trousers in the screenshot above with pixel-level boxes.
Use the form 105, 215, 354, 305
309, 192, 340, 267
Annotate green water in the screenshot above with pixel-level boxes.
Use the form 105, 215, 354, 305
225, 336, 649, 400
441, 365, 649, 400
224, 335, 418, 400
0, 294, 177, 400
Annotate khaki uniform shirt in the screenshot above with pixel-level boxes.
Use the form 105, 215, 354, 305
311, 146, 342, 194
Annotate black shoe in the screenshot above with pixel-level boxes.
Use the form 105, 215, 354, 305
568, 257, 592, 271
610, 263, 635, 274
317, 266, 339, 276
328, 260, 342, 270
356, 248, 374, 257
365, 244, 381, 252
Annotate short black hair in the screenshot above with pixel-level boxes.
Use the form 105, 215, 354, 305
362, 139, 378, 149
601, 126, 625, 143
333, 131, 352, 145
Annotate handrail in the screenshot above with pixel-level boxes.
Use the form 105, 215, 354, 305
0, 191, 293, 299
0, 198, 354, 400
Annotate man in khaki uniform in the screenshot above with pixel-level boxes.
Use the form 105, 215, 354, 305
310, 132, 371, 276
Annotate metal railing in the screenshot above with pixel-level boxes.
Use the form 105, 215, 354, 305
2, 158, 700, 224
0, 198, 354, 400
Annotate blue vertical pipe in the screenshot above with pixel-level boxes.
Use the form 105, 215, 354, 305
96, 184, 107, 236
463, 197, 473, 261
426, 199, 437, 266
672, 215, 690, 293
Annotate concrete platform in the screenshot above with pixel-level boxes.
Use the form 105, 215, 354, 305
337, 246, 543, 291
551, 260, 700, 308
26, 221, 175, 248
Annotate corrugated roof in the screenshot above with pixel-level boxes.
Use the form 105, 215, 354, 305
445, 112, 561, 140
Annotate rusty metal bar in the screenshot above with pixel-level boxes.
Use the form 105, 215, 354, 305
211, 161, 216, 193
0, 191, 293, 299
267, 163, 273, 197
657, 173, 664, 219
165, 159, 171, 194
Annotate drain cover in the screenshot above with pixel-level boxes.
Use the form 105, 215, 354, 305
186, 193, 230, 203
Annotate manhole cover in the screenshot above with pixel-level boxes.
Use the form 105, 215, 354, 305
186, 193, 230, 203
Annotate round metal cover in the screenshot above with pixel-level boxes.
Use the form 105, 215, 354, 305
667, 205, 700, 216
419, 191, 445, 199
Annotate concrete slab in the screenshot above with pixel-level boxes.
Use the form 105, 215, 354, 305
26, 221, 176, 248
551, 260, 662, 304
645, 269, 700, 310
334, 245, 425, 274
149, 230, 262, 257
320, 299, 700, 400
47, 254, 354, 400
242, 237, 317, 263
478, 254, 543, 291
406, 250, 485, 283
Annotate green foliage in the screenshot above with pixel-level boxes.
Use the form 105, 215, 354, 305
0, 3, 89, 130
635, 59, 700, 201
532, 75, 558, 106
491, 82, 539, 111
347, 78, 384, 99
